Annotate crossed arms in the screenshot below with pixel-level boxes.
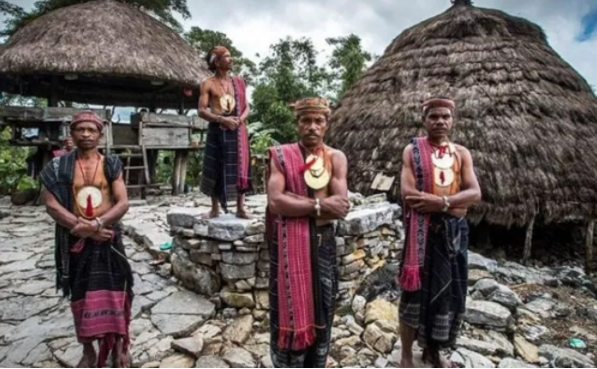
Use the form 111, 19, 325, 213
267, 150, 350, 219
401, 144, 481, 214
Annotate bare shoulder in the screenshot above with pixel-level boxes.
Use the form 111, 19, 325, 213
200, 76, 214, 89
326, 146, 347, 163
453, 144, 472, 158
402, 143, 413, 160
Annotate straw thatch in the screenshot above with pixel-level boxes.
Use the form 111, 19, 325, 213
328, 0, 597, 227
0, 0, 210, 108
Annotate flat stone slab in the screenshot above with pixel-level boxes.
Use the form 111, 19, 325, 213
151, 291, 215, 316
151, 314, 207, 338
1, 296, 61, 321
538, 344, 594, 368
167, 207, 206, 229
0, 258, 38, 275
196, 355, 230, 368
0, 251, 35, 265
337, 203, 395, 236
193, 214, 260, 241
465, 300, 512, 329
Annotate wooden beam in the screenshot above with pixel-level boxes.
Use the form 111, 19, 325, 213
522, 216, 535, 265
586, 219, 595, 272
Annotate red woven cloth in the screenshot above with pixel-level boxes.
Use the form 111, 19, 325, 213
400, 137, 433, 291
268, 143, 316, 350
232, 76, 251, 192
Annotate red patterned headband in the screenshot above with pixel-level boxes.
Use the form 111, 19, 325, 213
70, 111, 104, 131
422, 98, 455, 115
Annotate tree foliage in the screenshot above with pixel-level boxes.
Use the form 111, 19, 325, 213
0, 94, 45, 194
250, 37, 333, 143
249, 35, 373, 144
0, 0, 191, 36
326, 34, 372, 100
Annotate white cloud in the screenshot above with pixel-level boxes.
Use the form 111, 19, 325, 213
182, 0, 597, 89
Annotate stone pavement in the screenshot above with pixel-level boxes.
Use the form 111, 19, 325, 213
1, 194, 597, 368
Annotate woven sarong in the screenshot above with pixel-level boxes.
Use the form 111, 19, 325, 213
200, 76, 252, 212
266, 143, 338, 367
40, 150, 134, 367
269, 223, 337, 368
399, 214, 468, 350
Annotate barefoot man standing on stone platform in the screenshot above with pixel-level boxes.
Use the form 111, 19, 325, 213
266, 97, 350, 367
398, 97, 481, 368
40, 111, 134, 368
199, 45, 252, 219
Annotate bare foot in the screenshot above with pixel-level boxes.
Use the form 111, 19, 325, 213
400, 357, 415, 368
77, 344, 96, 368
113, 339, 131, 368
236, 209, 252, 219
423, 349, 458, 368
202, 209, 219, 219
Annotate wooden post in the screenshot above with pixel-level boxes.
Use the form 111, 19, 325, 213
179, 151, 188, 194
48, 75, 59, 107
522, 216, 535, 265
172, 151, 183, 195
586, 219, 595, 272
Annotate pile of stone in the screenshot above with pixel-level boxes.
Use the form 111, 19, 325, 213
166, 193, 403, 314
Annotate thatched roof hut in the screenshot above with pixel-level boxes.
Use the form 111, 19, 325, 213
328, 0, 597, 228
0, 0, 210, 109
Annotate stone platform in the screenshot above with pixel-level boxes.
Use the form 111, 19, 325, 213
167, 194, 404, 315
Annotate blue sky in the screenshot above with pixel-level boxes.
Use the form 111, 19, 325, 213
578, 8, 597, 42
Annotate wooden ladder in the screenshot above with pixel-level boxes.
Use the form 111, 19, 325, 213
112, 145, 151, 198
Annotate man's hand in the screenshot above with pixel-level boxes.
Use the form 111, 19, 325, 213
71, 218, 99, 238
90, 228, 114, 242
219, 117, 239, 130
320, 195, 350, 219
405, 193, 444, 213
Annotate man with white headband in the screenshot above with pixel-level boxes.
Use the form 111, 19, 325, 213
198, 45, 252, 219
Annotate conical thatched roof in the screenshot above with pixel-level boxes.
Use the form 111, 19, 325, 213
0, 0, 209, 108
328, 0, 597, 227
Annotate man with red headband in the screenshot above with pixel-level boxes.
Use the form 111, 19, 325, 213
266, 97, 350, 367
398, 97, 481, 368
199, 45, 252, 219
40, 111, 133, 368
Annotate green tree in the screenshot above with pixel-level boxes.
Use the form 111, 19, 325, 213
184, 27, 257, 83
0, 0, 191, 36
326, 34, 372, 100
0, 94, 44, 194
251, 37, 332, 143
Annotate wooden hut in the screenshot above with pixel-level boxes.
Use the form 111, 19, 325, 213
327, 0, 597, 265
0, 0, 211, 196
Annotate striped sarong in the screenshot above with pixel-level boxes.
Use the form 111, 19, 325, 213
200, 76, 252, 212
399, 214, 468, 349
269, 223, 337, 368
39, 149, 134, 367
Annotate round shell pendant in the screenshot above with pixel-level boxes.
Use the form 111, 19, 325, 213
76, 186, 103, 209
432, 151, 455, 169
434, 168, 455, 187
219, 94, 235, 114
306, 154, 324, 171
305, 170, 330, 190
